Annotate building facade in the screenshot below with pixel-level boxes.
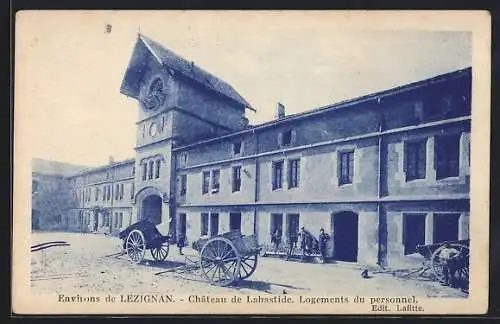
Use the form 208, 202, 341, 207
33, 34, 471, 267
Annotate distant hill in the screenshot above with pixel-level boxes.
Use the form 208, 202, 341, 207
31, 158, 90, 177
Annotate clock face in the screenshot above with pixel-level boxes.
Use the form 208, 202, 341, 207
149, 122, 158, 137
142, 77, 167, 111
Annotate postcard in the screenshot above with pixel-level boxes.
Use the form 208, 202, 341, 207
12, 10, 491, 315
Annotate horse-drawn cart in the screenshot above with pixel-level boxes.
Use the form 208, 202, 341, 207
415, 239, 470, 288
192, 231, 261, 286
118, 219, 171, 263
117, 220, 261, 287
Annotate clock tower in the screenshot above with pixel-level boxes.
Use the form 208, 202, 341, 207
120, 33, 254, 236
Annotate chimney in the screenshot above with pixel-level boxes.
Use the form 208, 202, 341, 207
108, 156, 115, 164
275, 102, 286, 120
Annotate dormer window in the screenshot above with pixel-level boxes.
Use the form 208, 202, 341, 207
233, 142, 242, 155
280, 129, 293, 147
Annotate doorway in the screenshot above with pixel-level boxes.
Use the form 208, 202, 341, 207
177, 213, 187, 240
210, 213, 219, 237
286, 213, 300, 241
403, 213, 426, 255
141, 195, 162, 225
332, 211, 359, 262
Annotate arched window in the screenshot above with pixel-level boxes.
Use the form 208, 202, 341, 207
155, 160, 161, 179
142, 163, 147, 181
148, 160, 154, 180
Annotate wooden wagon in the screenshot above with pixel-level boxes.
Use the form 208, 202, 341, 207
415, 239, 470, 288
191, 231, 261, 287
118, 219, 171, 263
118, 220, 261, 287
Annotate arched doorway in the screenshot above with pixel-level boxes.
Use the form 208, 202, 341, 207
141, 195, 162, 225
332, 211, 359, 262
32, 209, 40, 230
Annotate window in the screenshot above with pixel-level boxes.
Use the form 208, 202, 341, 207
288, 159, 300, 188
202, 171, 210, 194
148, 161, 154, 180
403, 213, 426, 255
280, 130, 293, 146
155, 160, 161, 179
142, 163, 147, 181
339, 151, 354, 185
102, 186, 106, 200
272, 160, 284, 190
434, 213, 460, 243
201, 213, 209, 236
115, 184, 120, 200
436, 134, 460, 179
180, 153, 188, 168
120, 183, 124, 199
232, 166, 241, 192
107, 185, 111, 201
233, 142, 242, 155
210, 213, 219, 237
130, 183, 135, 200
95, 187, 99, 201
229, 212, 242, 232
119, 213, 123, 228
405, 140, 427, 181
211, 170, 220, 193
179, 174, 187, 196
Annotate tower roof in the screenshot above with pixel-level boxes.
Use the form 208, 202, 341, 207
120, 34, 255, 111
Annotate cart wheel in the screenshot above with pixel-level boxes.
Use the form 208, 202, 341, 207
150, 243, 170, 261
200, 237, 241, 287
239, 254, 258, 280
126, 229, 146, 264
430, 243, 469, 283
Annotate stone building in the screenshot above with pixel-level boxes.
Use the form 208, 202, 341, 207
31, 158, 87, 231
33, 34, 471, 266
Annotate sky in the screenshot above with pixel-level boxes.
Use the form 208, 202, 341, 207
15, 11, 472, 167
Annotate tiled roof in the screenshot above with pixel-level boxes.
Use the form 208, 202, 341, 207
138, 34, 254, 110
69, 158, 135, 178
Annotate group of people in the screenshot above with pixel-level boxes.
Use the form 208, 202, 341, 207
271, 226, 331, 262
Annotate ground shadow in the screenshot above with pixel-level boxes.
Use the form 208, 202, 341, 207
231, 280, 311, 293
138, 259, 188, 270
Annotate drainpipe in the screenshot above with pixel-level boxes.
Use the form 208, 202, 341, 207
253, 128, 259, 237
376, 98, 387, 268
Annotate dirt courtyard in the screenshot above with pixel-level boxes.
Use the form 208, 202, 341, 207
29, 232, 467, 298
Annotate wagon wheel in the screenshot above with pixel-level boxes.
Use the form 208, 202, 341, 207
150, 243, 170, 261
200, 237, 241, 287
126, 229, 146, 264
239, 254, 258, 280
430, 243, 470, 283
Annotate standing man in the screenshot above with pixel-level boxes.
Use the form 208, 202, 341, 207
177, 232, 185, 256
299, 227, 314, 261
318, 228, 331, 263
271, 227, 282, 253
438, 242, 461, 288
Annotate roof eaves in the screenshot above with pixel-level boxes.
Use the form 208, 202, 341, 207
173, 67, 471, 151
138, 35, 164, 65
